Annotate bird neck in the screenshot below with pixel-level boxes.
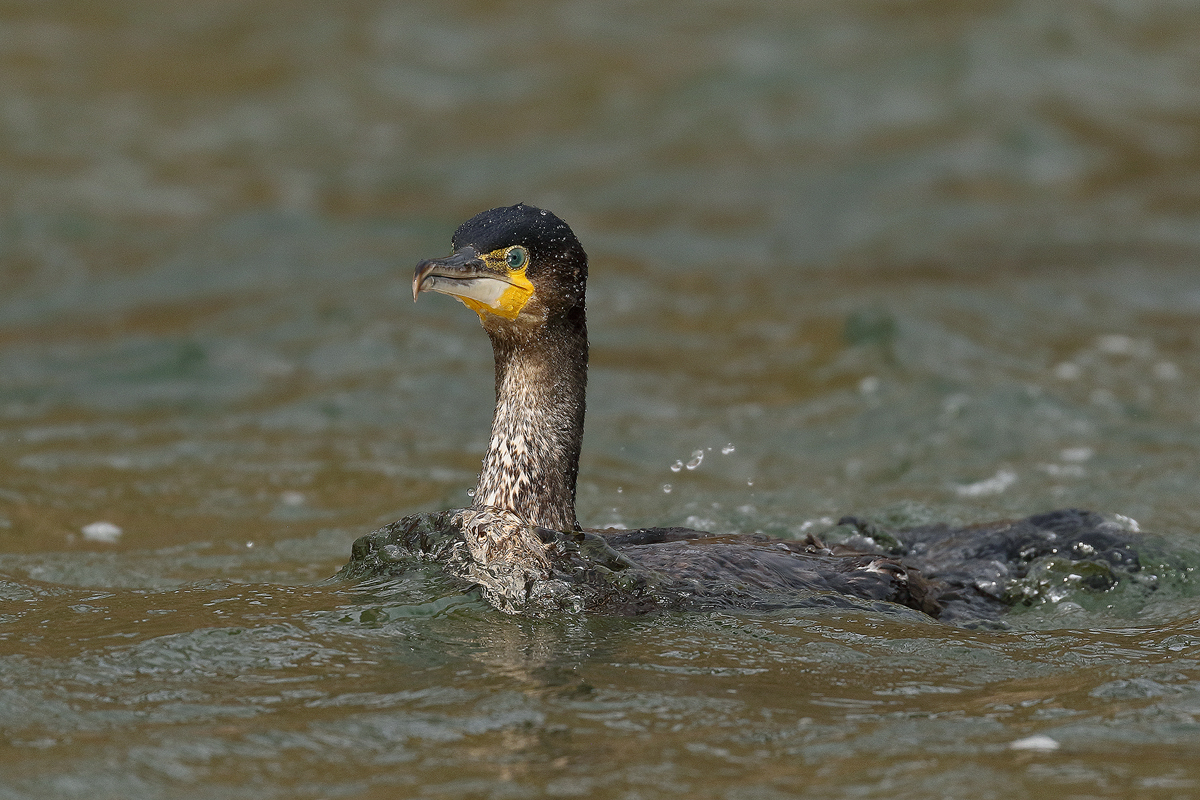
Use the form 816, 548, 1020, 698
475, 311, 587, 531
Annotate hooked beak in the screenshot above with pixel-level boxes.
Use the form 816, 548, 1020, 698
412, 246, 534, 320
413, 246, 485, 301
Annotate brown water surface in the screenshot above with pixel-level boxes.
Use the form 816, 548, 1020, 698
3, 1, 1200, 797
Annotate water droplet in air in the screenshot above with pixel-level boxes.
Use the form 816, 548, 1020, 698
466, 488, 476, 497
747, 480, 754, 487
662, 484, 672, 494
686, 450, 704, 470
670, 460, 683, 472
721, 443, 735, 455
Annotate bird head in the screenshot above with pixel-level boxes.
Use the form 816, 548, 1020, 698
412, 204, 587, 329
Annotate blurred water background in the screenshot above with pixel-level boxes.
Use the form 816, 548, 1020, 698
3, 1, 1200, 797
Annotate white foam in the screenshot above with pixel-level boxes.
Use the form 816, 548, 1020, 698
81, 521, 122, 543
1009, 734, 1060, 752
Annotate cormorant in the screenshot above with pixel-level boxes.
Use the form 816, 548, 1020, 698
339, 204, 1142, 623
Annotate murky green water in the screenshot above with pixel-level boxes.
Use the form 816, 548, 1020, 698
3, 1, 1200, 797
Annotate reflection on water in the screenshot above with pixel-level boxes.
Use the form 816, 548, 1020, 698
3, 1, 1200, 797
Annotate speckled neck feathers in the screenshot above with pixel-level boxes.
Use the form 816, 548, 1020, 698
475, 308, 588, 531
416, 203, 591, 532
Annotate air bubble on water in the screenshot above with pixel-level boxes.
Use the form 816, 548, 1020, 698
747, 480, 754, 487
662, 483, 672, 494
617, 486, 623, 494
721, 443, 735, 455
685, 450, 704, 470
670, 460, 683, 472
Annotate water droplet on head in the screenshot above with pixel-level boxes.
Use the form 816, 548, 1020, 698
662, 483, 672, 494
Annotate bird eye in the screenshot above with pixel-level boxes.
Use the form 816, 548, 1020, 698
505, 246, 528, 270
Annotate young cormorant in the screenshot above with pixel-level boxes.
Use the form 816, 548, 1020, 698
340, 204, 1143, 622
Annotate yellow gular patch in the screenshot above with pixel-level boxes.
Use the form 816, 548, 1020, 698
460, 267, 534, 320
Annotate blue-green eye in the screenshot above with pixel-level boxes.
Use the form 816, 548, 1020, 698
505, 246, 528, 270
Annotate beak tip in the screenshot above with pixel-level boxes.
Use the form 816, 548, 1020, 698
412, 263, 430, 302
